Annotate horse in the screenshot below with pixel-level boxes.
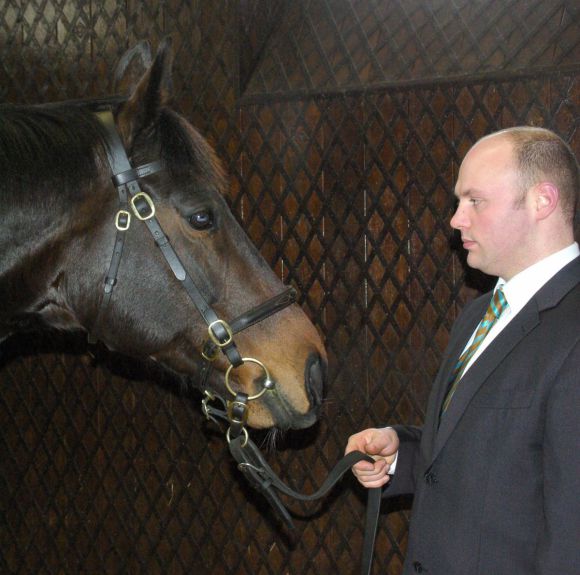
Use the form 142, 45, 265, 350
0, 38, 326, 431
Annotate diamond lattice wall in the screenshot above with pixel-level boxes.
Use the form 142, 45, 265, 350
1, 1, 579, 574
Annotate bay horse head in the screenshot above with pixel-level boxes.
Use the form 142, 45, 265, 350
0, 39, 326, 430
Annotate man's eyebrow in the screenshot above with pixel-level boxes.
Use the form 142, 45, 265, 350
454, 188, 479, 198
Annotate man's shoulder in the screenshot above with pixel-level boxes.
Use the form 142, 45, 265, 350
536, 256, 580, 312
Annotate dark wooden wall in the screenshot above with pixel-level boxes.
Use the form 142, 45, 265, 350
1, 1, 579, 574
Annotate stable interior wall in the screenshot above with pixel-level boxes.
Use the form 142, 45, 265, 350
1, 1, 578, 574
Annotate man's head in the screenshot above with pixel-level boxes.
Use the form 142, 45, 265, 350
450, 126, 579, 280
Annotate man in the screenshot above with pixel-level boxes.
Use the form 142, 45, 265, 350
346, 126, 580, 574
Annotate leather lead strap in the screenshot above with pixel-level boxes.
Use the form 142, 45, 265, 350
203, 395, 382, 574
361, 487, 382, 575
228, 433, 381, 575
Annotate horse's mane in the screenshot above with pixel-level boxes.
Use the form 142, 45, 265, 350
0, 103, 109, 205
0, 99, 226, 207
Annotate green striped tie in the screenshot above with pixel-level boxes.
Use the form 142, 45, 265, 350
441, 288, 508, 413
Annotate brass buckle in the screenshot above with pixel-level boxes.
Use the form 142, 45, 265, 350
130, 192, 156, 220
115, 210, 131, 231
207, 319, 233, 348
224, 357, 273, 401
227, 399, 249, 425
201, 344, 219, 362
201, 390, 215, 420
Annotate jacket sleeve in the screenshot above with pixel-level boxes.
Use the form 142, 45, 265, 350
537, 338, 580, 573
381, 424, 422, 498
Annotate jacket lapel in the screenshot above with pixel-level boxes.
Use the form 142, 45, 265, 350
432, 305, 539, 461
419, 296, 487, 462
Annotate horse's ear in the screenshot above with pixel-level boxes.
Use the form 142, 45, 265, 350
115, 37, 174, 145
114, 40, 152, 95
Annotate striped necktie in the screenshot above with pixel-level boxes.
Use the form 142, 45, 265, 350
441, 287, 508, 413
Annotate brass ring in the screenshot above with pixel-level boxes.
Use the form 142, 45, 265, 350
224, 357, 272, 401
226, 426, 249, 447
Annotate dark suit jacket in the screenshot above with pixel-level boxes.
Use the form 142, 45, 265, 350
385, 257, 580, 575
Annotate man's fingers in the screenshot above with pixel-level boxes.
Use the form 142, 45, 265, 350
366, 434, 397, 457
346, 428, 394, 457
352, 455, 391, 473
357, 475, 391, 489
353, 466, 391, 488
352, 460, 376, 472
353, 457, 389, 476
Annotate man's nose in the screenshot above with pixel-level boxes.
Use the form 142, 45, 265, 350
450, 205, 466, 229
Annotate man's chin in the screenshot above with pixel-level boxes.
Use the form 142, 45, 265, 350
466, 252, 479, 268
466, 253, 489, 275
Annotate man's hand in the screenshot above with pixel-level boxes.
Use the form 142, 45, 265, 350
345, 427, 400, 488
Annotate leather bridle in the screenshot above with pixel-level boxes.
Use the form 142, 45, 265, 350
92, 109, 382, 575
91, 110, 297, 429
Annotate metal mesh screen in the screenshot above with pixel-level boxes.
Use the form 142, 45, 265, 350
243, 0, 580, 96
1, 1, 579, 574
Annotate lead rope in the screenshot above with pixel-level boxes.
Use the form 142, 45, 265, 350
202, 393, 382, 575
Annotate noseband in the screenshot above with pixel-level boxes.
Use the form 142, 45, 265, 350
92, 110, 381, 575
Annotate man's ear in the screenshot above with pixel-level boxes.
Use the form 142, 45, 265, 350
114, 37, 174, 147
534, 182, 559, 221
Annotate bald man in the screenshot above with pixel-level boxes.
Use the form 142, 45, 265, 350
346, 127, 580, 575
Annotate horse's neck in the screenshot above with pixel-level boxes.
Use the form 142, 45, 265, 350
0, 198, 72, 324
0, 180, 113, 342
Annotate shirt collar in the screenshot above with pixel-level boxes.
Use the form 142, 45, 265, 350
496, 242, 580, 316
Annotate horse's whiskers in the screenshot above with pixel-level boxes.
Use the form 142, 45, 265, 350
261, 427, 284, 453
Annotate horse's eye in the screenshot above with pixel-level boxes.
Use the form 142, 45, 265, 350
188, 209, 214, 230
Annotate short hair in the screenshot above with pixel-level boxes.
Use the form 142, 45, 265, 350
491, 126, 579, 225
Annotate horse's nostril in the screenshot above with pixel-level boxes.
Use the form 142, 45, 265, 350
306, 353, 325, 408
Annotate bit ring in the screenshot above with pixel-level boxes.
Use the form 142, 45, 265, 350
224, 357, 273, 401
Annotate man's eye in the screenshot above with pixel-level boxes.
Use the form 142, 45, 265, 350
188, 210, 213, 230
